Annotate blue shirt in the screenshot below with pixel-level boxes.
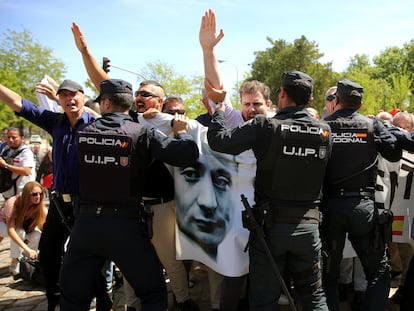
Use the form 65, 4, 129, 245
195, 113, 212, 126
0, 141, 7, 154
17, 99, 95, 193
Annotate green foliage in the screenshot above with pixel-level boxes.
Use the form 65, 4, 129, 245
1, 28, 413, 125
372, 43, 414, 110
0, 28, 66, 131
347, 50, 413, 114
84, 78, 99, 100
343, 70, 387, 115
137, 38, 414, 119
403, 40, 414, 75
389, 71, 413, 111
249, 34, 414, 117
373, 47, 406, 81
348, 54, 373, 72
250, 35, 337, 114
140, 61, 205, 119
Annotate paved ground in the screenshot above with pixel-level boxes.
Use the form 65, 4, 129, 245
0, 236, 48, 311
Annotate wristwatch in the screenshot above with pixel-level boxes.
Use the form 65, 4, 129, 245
4, 164, 9, 170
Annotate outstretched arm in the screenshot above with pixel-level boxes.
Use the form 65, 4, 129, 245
0, 84, 23, 113
71, 22, 109, 91
199, 9, 227, 102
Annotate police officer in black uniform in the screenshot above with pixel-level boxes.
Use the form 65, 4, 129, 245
59, 79, 199, 311
321, 79, 401, 311
208, 71, 332, 311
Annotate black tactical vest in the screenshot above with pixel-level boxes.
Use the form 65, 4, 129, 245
324, 114, 377, 192
255, 118, 332, 202
77, 121, 149, 204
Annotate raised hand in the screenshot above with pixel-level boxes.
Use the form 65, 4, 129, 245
172, 113, 189, 135
71, 22, 88, 54
35, 82, 58, 102
199, 9, 224, 51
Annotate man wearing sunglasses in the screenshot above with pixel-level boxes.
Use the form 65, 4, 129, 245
323, 86, 337, 118
71, 22, 200, 311
162, 96, 186, 116
0, 80, 98, 310
134, 82, 164, 113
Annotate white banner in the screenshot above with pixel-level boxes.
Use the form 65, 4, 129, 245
375, 151, 414, 245
35, 75, 60, 113
139, 114, 253, 277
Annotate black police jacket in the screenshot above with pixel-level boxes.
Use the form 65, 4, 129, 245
323, 108, 401, 194
208, 106, 332, 206
77, 112, 199, 205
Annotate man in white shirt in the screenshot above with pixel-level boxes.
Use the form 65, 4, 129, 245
0, 127, 35, 199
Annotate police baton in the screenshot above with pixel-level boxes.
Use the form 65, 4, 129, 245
241, 194, 297, 311
143, 203, 154, 239
50, 191, 72, 233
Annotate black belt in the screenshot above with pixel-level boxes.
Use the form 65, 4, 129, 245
143, 198, 172, 205
256, 202, 321, 224
79, 204, 142, 219
325, 189, 374, 199
270, 207, 321, 224
53, 191, 75, 203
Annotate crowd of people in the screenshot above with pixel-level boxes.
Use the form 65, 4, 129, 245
0, 7, 414, 311
0, 127, 51, 272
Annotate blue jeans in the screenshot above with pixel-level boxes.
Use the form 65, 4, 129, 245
248, 222, 327, 311
321, 197, 390, 311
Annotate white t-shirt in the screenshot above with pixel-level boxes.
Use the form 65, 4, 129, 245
1, 144, 36, 198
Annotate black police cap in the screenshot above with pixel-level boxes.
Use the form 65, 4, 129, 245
337, 79, 364, 102
281, 71, 313, 92
96, 79, 133, 102
56, 79, 84, 95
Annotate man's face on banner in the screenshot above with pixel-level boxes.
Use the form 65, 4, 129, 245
175, 144, 233, 253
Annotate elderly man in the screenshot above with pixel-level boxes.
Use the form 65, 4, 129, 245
0, 79, 96, 310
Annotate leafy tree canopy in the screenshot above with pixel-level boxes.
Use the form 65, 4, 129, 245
249, 35, 337, 113
140, 61, 205, 119
1, 28, 413, 125
249, 35, 413, 116
0, 28, 66, 132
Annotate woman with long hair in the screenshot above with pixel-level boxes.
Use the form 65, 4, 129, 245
0, 181, 47, 275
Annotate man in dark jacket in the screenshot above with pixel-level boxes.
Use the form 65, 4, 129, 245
321, 79, 402, 311
59, 79, 199, 311
208, 71, 331, 311
0, 79, 96, 310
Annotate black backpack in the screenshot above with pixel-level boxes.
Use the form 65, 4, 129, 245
0, 146, 25, 193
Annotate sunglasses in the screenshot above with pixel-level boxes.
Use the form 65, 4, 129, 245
31, 192, 42, 197
164, 109, 186, 115
135, 91, 159, 98
326, 94, 336, 101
